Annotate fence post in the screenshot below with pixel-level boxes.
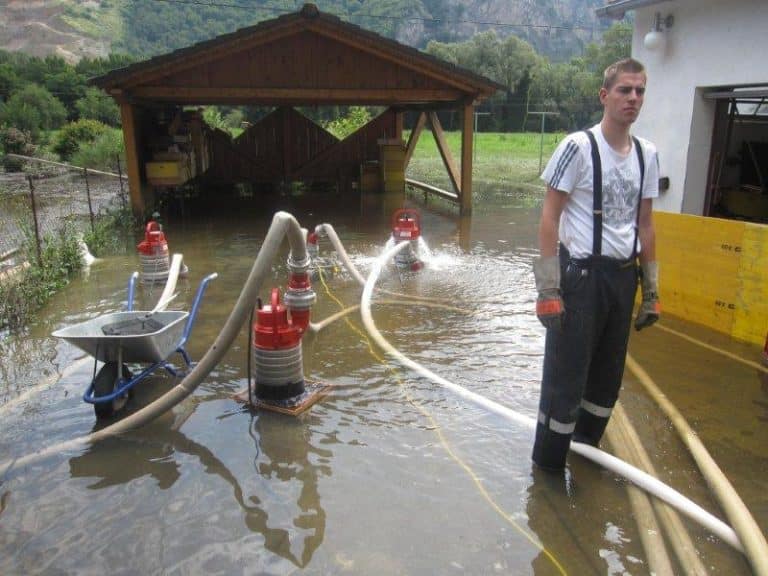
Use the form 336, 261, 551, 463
116, 155, 127, 209
83, 167, 95, 233
26, 175, 42, 264
539, 114, 546, 174
527, 111, 559, 174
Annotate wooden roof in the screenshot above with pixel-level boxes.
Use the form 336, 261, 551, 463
92, 3, 502, 107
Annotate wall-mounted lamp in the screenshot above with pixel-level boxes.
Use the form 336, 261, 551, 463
644, 12, 674, 51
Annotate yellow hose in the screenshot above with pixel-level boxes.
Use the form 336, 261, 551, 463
626, 353, 768, 576
606, 408, 676, 576
608, 402, 709, 576
654, 323, 768, 375
308, 299, 471, 333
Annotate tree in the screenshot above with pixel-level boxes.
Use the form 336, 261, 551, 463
426, 31, 542, 131
0, 84, 68, 139
70, 127, 125, 171
424, 40, 460, 65
202, 107, 229, 133
525, 21, 631, 133
0, 127, 36, 171
45, 68, 87, 118
52, 119, 109, 160
75, 54, 136, 78
322, 106, 372, 139
527, 61, 601, 132
582, 22, 633, 76
0, 63, 19, 102
22, 55, 70, 86
75, 87, 121, 126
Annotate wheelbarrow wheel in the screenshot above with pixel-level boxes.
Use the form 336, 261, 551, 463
93, 362, 132, 419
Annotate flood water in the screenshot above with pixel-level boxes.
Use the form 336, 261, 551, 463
0, 187, 765, 575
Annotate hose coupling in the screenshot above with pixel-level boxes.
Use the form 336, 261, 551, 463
284, 272, 316, 311
287, 252, 311, 274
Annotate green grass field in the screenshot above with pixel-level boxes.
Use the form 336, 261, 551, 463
406, 131, 565, 199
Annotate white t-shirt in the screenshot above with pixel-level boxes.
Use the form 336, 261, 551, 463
540, 124, 659, 260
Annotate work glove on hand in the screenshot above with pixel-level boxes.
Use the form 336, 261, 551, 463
635, 261, 660, 331
533, 256, 564, 331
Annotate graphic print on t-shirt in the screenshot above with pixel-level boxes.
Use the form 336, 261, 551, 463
602, 166, 637, 226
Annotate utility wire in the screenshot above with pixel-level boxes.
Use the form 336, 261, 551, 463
146, 0, 294, 15
144, 0, 600, 32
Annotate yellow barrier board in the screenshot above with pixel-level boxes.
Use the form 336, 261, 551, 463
146, 161, 182, 179
733, 223, 768, 344
654, 212, 767, 346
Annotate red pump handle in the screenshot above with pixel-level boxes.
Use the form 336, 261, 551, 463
270, 287, 280, 327
391, 208, 420, 228
270, 288, 280, 347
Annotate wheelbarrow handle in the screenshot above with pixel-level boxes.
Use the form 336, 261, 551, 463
126, 271, 140, 312
179, 272, 218, 346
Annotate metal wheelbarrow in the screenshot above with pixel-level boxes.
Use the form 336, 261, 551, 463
52, 271, 217, 418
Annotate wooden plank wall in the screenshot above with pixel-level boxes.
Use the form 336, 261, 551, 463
295, 108, 398, 182
162, 31, 449, 94
205, 107, 399, 187
206, 107, 339, 183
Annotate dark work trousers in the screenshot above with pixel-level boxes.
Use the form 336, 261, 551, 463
532, 246, 639, 470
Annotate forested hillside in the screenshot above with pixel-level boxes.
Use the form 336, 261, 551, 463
1, 0, 612, 63
0, 0, 631, 173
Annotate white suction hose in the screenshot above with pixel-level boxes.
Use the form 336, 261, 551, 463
314, 223, 367, 286
1, 212, 309, 476
151, 253, 183, 313
359, 240, 744, 554
314, 223, 450, 305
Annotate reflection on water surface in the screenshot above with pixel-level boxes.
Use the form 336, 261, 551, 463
0, 191, 764, 574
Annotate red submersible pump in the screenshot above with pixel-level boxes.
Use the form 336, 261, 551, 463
251, 263, 316, 405
136, 221, 170, 284
391, 208, 423, 271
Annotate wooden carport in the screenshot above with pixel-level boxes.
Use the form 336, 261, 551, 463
92, 3, 501, 215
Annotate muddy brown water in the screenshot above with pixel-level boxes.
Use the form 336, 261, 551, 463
0, 189, 765, 575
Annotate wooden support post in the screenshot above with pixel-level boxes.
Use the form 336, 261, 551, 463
119, 102, 145, 217
460, 101, 474, 215
282, 106, 292, 181
405, 112, 426, 168
428, 111, 461, 195
394, 109, 404, 141
116, 155, 127, 209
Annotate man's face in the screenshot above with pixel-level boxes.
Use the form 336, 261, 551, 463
600, 72, 646, 127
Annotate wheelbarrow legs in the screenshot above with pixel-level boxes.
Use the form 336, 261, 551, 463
93, 362, 133, 419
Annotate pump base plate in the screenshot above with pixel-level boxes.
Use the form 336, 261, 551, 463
233, 379, 332, 416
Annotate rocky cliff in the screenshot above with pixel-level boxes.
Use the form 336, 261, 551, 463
0, 1, 110, 63
0, 0, 608, 63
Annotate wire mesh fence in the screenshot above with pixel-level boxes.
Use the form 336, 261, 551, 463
0, 156, 128, 274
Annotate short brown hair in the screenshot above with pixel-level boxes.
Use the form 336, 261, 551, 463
602, 58, 646, 90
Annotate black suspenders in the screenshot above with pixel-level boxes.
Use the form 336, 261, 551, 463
584, 130, 645, 259
585, 130, 604, 256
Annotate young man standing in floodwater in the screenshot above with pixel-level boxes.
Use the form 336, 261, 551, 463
532, 58, 661, 471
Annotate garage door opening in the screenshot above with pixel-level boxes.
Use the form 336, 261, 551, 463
705, 85, 768, 223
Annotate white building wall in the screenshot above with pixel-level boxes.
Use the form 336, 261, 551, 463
630, 0, 768, 214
